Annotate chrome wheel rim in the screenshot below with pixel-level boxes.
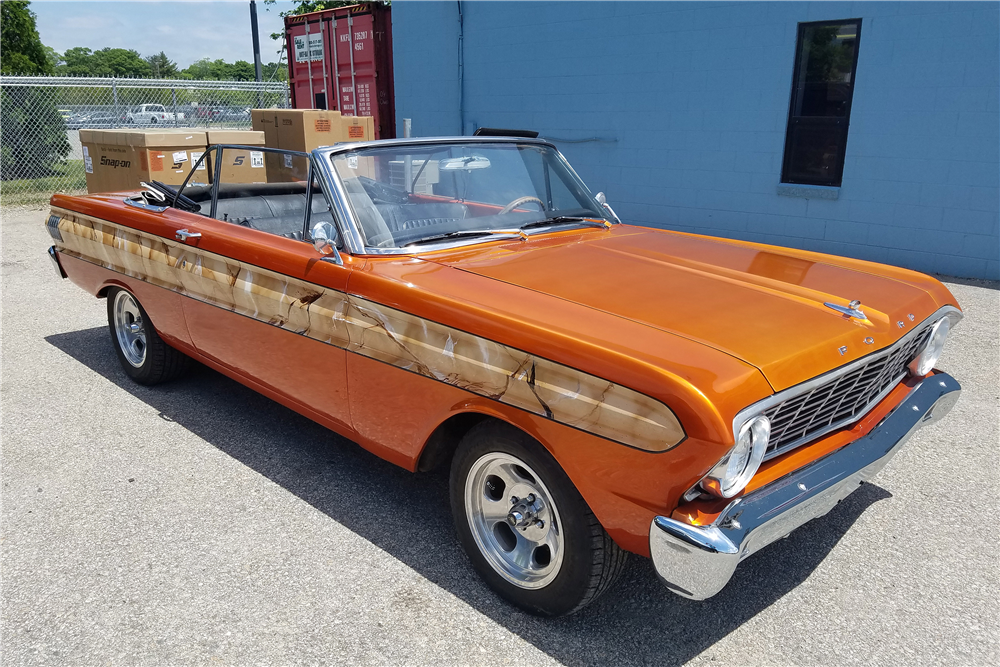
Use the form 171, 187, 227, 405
113, 290, 147, 367
465, 453, 564, 589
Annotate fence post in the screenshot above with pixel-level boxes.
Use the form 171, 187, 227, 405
172, 88, 178, 127
112, 77, 119, 120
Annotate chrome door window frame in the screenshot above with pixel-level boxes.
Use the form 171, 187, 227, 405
311, 137, 614, 257
176, 144, 349, 250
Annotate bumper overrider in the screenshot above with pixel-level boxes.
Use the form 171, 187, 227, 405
650, 373, 961, 600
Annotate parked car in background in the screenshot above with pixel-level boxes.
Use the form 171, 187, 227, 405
127, 103, 185, 125
65, 110, 130, 130
194, 105, 251, 123
44, 136, 963, 617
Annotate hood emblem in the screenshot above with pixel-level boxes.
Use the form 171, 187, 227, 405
824, 299, 867, 321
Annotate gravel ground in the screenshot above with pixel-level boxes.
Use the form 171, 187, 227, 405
2, 204, 997, 666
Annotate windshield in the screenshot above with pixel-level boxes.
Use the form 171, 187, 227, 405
328, 142, 610, 249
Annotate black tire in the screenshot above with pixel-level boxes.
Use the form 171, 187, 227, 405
106, 287, 190, 385
450, 421, 628, 616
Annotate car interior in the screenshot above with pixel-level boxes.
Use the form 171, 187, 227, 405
179, 181, 336, 242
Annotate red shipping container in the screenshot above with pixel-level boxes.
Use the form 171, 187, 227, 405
285, 2, 395, 139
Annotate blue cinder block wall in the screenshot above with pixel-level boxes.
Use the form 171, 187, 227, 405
392, 1, 999, 279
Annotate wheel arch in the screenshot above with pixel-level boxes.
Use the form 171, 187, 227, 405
416, 411, 492, 472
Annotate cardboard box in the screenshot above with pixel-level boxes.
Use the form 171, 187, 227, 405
342, 115, 375, 142
205, 130, 267, 184
80, 129, 136, 193
80, 128, 209, 192
129, 129, 208, 187
276, 109, 343, 151
263, 151, 312, 184
251, 109, 280, 146
250, 108, 374, 182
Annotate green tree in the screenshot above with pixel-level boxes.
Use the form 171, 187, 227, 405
56, 46, 151, 77
43, 45, 63, 70
263, 61, 287, 82
262, 0, 383, 41
145, 51, 178, 78
0, 1, 70, 179
1, 0, 52, 74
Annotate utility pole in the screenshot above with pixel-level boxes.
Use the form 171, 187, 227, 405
250, 1, 264, 82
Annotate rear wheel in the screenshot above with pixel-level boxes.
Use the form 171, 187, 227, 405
107, 287, 190, 385
450, 421, 628, 616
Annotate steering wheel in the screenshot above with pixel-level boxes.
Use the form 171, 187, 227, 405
499, 196, 545, 215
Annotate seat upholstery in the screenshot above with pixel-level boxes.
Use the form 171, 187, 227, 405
212, 193, 336, 241
375, 202, 469, 232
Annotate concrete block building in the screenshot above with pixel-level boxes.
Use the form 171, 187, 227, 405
391, 1, 999, 279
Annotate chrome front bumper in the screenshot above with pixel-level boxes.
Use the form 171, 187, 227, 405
650, 373, 961, 600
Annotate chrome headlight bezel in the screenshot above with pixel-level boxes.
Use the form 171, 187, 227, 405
908, 316, 951, 377
702, 414, 771, 498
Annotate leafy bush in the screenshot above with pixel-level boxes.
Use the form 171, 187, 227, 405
1, 86, 70, 180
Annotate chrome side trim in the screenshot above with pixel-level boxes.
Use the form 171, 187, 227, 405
733, 305, 962, 461
651, 372, 962, 600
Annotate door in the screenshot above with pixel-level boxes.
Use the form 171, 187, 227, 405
174, 148, 356, 430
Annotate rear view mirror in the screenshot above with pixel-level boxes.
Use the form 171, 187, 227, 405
439, 155, 491, 171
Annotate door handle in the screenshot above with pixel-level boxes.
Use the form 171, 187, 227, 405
175, 229, 201, 242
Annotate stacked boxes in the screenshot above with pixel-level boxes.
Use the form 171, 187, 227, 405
80, 129, 206, 192
251, 108, 376, 182
79, 129, 271, 193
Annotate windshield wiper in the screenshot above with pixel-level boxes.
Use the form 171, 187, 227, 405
519, 216, 612, 231
405, 228, 527, 247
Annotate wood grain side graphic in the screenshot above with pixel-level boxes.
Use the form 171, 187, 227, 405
52, 208, 685, 451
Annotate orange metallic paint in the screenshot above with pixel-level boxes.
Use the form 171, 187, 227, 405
415, 225, 960, 391
49, 191, 962, 558
59, 252, 194, 351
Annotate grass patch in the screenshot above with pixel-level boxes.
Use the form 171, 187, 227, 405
1, 160, 87, 206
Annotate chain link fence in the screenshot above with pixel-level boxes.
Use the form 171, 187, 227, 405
0, 76, 290, 205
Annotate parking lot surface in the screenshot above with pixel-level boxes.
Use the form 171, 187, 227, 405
2, 204, 997, 666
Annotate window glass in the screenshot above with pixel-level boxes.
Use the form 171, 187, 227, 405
178, 148, 335, 244
781, 20, 860, 187
329, 142, 608, 249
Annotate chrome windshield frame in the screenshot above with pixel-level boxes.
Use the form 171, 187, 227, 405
311, 137, 615, 257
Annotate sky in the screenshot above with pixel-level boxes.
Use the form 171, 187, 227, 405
31, 0, 299, 68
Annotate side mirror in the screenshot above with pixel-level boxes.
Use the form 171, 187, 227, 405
311, 222, 343, 265
594, 192, 621, 223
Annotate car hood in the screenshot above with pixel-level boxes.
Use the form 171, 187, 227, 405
419, 226, 950, 391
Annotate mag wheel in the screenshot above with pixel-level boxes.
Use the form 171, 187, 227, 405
107, 287, 190, 385
450, 421, 628, 616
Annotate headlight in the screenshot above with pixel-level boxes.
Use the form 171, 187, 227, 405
702, 415, 770, 498
908, 316, 951, 377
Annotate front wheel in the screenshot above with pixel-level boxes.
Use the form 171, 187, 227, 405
107, 287, 190, 385
450, 421, 628, 616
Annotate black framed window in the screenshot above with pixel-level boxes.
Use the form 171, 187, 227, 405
781, 20, 861, 187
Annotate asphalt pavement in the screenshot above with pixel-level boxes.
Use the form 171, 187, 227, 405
2, 204, 997, 666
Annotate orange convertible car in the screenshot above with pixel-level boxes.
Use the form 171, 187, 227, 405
46, 136, 962, 616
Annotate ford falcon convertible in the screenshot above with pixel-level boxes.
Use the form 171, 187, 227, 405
45, 135, 962, 616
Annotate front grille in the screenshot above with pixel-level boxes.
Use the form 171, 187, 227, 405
761, 323, 934, 459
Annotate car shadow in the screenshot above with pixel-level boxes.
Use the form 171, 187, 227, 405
46, 326, 893, 667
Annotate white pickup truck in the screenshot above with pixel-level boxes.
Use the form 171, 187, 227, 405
127, 104, 185, 125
